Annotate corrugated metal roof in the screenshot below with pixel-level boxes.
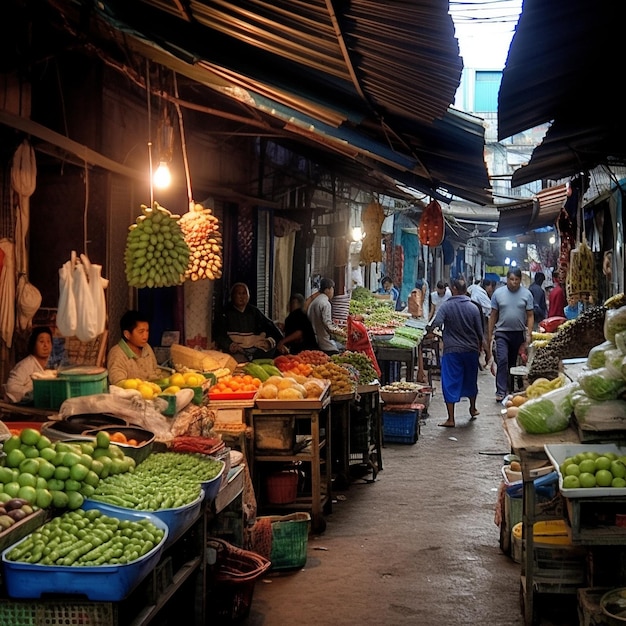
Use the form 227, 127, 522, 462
498, 0, 623, 185
495, 183, 567, 237
40, 0, 491, 204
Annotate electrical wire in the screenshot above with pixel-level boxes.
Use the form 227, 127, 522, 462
172, 72, 193, 209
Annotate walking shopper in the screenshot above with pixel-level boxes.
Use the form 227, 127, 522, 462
471, 278, 495, 365
486, 268, 534, 402
429, 280, 452, 319
426, 278, 483, 428
529, 271, 547, 328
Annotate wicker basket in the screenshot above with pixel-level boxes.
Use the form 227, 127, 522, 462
379, 390, 417, 405
205, 538, 271, 622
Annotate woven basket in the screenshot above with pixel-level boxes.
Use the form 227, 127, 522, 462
206, 538, 271, 622
379, 390, 417, 405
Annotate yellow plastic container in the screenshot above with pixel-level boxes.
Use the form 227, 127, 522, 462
511, 519, 573, 564
512, 519, 572, 545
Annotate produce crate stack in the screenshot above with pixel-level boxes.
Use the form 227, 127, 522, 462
380, 384, 425, 445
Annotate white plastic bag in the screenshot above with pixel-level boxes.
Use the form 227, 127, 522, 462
73, 262, 98, 342
84, 254, 108, 337
57, 259, 77, 337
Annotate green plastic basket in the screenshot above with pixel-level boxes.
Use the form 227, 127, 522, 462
33, 371, 108, 410
264, 512, 311, 570
0, 601, 116, 626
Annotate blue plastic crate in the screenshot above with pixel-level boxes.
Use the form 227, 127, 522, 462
85, 491, 204, 548
383, 409, 419, 444
1, 505, 168, 602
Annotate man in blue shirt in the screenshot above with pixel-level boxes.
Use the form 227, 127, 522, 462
427, 278, 483, 427
486, 269, 534, 402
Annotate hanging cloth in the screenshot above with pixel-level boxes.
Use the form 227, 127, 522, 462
0, 240, 16, 347
11, 140, 37, 276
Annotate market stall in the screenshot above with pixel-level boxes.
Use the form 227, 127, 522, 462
499, 294, 626, 624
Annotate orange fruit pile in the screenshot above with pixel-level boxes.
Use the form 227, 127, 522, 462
210, 374, 262, 395
108, 431, 139, 446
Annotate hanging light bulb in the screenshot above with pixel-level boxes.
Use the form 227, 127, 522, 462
351, 226, 363, 242
154, 107, 174, 189
154, 161, 172, 188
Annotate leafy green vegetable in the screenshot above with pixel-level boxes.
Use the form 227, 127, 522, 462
586, 340, 616, 369
578, 367, 626, 401
604, 306, 626, 343
573, 394, 626, 423
515, 384, 576, 434
616, 330, 626, 355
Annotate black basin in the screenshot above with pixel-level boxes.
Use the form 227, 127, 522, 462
65, 413, 128, 429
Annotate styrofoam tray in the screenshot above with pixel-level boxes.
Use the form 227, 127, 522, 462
544, 443, 626, 498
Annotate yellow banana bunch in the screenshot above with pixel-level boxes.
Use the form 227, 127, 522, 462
526, 374, 566, 398
568, 239, 596, 296
532, 332, 555, 342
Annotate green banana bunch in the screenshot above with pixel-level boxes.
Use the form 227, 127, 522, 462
124, 202, 190, 288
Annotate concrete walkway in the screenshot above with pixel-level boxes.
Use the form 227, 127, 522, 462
242, 367, 577, 626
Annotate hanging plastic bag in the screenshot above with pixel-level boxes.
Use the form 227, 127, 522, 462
73, 262, 98, 342
16, 275, 42, 331
57, 259, 77, 337
83, 254, 108, 336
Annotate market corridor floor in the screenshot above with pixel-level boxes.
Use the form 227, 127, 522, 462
244, 367, 578, 626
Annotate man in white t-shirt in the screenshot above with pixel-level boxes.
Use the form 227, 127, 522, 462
429, 281, 452, 319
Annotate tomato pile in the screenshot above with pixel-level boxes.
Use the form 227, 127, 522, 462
296, 350, 330, 366
273, 355, 313, 377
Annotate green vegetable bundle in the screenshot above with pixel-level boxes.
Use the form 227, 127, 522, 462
331, 351, 378, 384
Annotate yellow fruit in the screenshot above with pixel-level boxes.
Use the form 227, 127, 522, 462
163, 386, 181, 395
260, 383, 278, 399
511, 394, 527, 407
170, 373, 186, 387
277, 387, 304, 399
277, 378, 297, 390
120, 378, 139, 390
138, 383, 156, 400
184, 373, 202, 386
265, 376, 284, 386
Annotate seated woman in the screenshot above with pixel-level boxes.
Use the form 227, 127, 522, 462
107, 310, 166, 385
214, 283, 284, 362
4, 326, 53, 404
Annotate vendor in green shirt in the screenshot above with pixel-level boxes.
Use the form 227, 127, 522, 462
107, 310, 166, 385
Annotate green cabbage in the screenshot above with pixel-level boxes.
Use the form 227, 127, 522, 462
515, 384, 575, 434
586, 340, 616, 369
616, 330, 626, 355
604, 349, 626, 380
604, 306, 626, 343
578, 367, 626, 401
574, 394, 626, 423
